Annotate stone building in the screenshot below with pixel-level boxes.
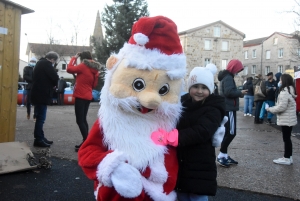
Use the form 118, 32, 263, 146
242, 32, 299, 79
179, 20, 245, 86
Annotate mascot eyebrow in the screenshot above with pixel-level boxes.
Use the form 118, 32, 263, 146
154, 74, 158, 80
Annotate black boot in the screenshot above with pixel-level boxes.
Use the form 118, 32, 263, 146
44, 137, 53, 144
75, 141, 85, 152
34, 140, 50, 147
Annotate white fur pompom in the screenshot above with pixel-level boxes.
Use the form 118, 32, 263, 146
206, 63, 217, 75
133, 33, 149, 46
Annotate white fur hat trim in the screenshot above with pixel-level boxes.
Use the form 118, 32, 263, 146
113, 43, 186, 80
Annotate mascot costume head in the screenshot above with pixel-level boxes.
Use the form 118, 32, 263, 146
78, 16, 186, 201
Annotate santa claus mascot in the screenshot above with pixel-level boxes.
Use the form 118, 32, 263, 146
78, 16, 186, 201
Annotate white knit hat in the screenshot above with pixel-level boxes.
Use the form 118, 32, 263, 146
188, 63, 217, 94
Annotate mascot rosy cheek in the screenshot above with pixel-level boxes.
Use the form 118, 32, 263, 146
78, 16, 186, 201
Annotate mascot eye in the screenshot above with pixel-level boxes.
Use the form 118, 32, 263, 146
159, 84, 170, 96
132, 78, 146, 92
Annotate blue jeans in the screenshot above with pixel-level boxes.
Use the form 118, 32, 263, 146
259, 100, 275, 120
244, 95, 254, 114
177, 192, 208, 201
34, 104, 47, 141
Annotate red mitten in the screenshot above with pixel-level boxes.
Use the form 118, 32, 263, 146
151, 129, 178, 147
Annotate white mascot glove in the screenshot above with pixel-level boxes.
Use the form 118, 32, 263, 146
212, 116, 228, 147
111, 163, 143, 198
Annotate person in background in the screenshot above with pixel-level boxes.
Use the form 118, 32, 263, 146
23, 57, 37, 119
243, 77, 254, 116
21, 85, 27, 107
31, 51, 59, 147
266, 74, 297, 165
67, 51, 100, 152
57, 77, 67, 105
274, 72, 282, 102
216, 59, 248, 167
253, 74, 267, 124
259, 72, 277, 124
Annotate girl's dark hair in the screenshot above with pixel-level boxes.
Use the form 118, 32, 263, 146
279, 74, 296, 95
79, 51, 92, 60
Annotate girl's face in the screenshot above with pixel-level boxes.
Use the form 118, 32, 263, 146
189, 84, 210, 102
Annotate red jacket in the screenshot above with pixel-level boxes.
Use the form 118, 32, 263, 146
67, 57, 100, 100
78, 119, 178, 201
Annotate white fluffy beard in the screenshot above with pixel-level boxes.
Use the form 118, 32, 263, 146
98, 73, 182, 170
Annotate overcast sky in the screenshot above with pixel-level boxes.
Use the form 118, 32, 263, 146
12, 0, 299, 61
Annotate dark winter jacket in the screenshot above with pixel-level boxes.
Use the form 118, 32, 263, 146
253, 78, 267, 101
67, 57, 100, 100
175, 93, 225, 196
243, 80, 254, 96
275, 72, 282, 101
57, 79, 67, 93
218, 70, 242, 111
265, 79, 277, 101
23, 66, 34, 90
31, 58, 59, 105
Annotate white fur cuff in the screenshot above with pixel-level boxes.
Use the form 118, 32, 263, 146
96, 150, 126, 187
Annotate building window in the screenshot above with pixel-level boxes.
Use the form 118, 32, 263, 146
222, 41, 229, 51
204, 58, 211, 66
278, 65, 283, 73
243, 66, 248, 75
214, 27, 220, 37
278, 48, 283, 58
252, 49, 256, 58
252, 65, 256, 74
245, 51, 248, 59
273, 38, 278, 45
204, 40, 211, 50
266, 50, 271, 59
62, 63, 67, 71
265, 66, 270, 75
221, 59, 227, 70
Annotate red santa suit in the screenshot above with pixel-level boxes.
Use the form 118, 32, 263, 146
78, 120, 178, 201
78, 16, 186, 201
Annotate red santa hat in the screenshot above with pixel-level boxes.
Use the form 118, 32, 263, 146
114, 16, 186, 80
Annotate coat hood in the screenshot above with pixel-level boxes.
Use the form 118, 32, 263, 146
284, 86, 297, 99
83, 59, 101, 71
226, 59, 243, 74
217, 70, 232, 81
275, 72, 282, 83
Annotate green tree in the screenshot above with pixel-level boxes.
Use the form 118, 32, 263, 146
93, 0, 149, 64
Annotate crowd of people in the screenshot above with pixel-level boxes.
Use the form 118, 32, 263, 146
241, 71, 297, 166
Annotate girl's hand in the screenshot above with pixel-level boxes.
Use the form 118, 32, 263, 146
75, 53, 80, 58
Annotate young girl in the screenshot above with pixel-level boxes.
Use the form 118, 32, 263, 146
67, 51, 101, 152
266, 74, 297, 165
151, 64, 225, 201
